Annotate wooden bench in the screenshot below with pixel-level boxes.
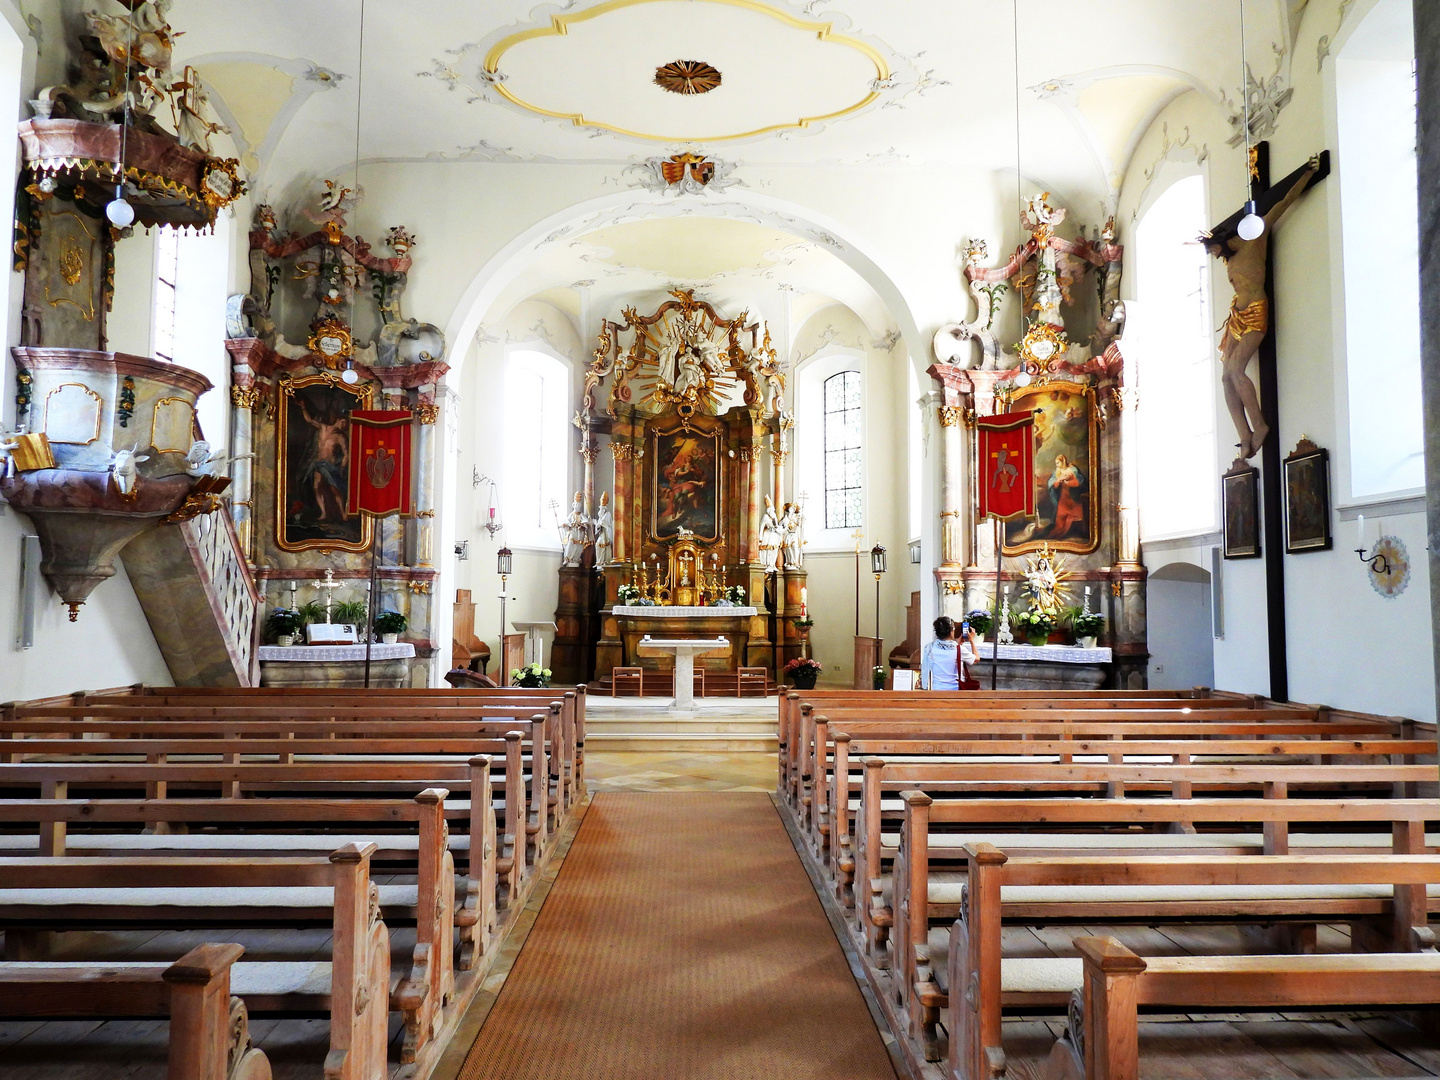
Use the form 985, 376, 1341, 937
1051, 936, 1440, 1080
0, 846, 392, 1079
612, 667, 643, 697
0, 942, 271, 1080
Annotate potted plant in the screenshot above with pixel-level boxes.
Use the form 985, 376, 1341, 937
965, 609, 994, 640
784, 656, 822, 690
297, 600, 327, 626
616, 583, 641, 606
511, 661, 551, 688
872, 665, 887, 690
1071, 610, 1105, 649
1012, 608, 1055, 647
373, 609, 407, 644
334, 600, 368, 629
725, 585, 747, 604
267, 607, 303, 647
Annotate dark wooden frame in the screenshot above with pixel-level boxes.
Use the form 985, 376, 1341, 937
1222, 463, 1261, 560
1283, 439, 1332, 553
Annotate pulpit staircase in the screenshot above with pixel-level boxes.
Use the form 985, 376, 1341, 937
122, 505, 260, 686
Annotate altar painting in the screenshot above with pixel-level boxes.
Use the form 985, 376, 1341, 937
651, 427, 721, 542
1002, 381, 1099, 555
276, 376, 373, 552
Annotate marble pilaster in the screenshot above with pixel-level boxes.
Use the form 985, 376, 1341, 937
1417, 0, 1440, 727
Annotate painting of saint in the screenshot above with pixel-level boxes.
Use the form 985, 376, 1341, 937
277, 378, 370, 551
652, 428, 720, 541
1222, 465, 1261, 559
1003, 384, 1099, 554
1283, 444, 1331, 553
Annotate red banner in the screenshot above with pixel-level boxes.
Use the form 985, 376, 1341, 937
346, 410, 414, 518
976, 410, 1035, 521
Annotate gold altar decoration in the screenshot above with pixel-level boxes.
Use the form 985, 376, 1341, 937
1021, 542, 1074, 616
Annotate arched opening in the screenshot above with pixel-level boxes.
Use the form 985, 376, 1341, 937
1146, 560, 1215, 690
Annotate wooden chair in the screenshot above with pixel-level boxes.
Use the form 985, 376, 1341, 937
613, 667, 643, 697
738, 667, 768, 698
693, 666, 705, 698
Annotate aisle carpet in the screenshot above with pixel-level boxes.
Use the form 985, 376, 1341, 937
456, 793, 897, 1080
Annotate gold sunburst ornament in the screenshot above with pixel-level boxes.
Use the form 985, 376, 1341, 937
654, 60, 722, 95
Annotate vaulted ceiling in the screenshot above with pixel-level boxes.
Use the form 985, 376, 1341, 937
160, 0, 1307, 210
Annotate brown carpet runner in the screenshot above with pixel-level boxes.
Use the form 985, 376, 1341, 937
457, 792, 898, 1080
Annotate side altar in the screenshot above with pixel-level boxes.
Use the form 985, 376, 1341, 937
550, 290, 807, 685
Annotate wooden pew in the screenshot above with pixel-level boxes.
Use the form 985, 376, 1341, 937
1052, 935, 1440, 1080
945, 846, 1440, 1080
0, 845, 392, 1080
0, 942, 272, 1080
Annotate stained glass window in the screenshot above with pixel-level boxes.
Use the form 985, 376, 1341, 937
823, 370, 862, 530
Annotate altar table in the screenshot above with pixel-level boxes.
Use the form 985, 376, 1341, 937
971, 642, 1112, 690
636, 636, 731, 709
607, 607, 762, 675
257, 642, 416, 688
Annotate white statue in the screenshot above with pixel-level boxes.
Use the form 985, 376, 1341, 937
593, 491, 613, 567
109, 446, 149, 497
1025, 551, 1061, 615
558, 491, 590, 568
757, 495, 782, 573
656, 311, 725, 401
780, 501, 804, 569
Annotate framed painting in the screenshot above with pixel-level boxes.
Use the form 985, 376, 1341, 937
1283, 439, 1331, 553
275, 374, 373, 552
1001, 380, 1100, 555
1222, 463, 1261, 559
651, 425, 721, 542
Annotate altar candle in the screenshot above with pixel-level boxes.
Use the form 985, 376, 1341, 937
1357, 514, 1364, 548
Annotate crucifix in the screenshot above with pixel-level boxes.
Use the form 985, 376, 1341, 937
1204, 142, 1330, 702
314, 567, 344, 624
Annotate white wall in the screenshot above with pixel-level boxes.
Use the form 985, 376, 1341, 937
1146, 564, 1215, 691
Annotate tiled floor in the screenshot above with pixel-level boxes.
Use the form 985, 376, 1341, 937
585, 751, 777, 792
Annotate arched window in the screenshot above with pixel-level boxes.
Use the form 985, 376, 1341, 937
823, 369, 863, 530
152, 228, 178, 363
1335, 0, 1422, 497
502, 348, 570, 548
1130, 174, 1218, 540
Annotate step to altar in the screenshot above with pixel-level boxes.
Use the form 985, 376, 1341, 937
585, 696, 779, 753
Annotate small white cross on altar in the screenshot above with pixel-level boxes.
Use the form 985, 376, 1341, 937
315, 568, 344, 624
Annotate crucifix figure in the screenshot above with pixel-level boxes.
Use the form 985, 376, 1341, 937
1203, 150, 1328, 460
315, 567, 344, 624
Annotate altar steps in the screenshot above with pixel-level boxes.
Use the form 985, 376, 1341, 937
585, 696, 779, 753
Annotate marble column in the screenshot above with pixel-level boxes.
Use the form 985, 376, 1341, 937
610, 442, 632, 565
227, 376, 260, 562
413, 387, 439, 568
1114, 383, 1141, 567
1416, 0, 1440, 727
938, 407, 964, 566
747, 438, 763, 563
580, 439, 597, 519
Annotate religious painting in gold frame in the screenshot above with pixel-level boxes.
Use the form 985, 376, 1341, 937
1000, 379, 1100, 555
275, 374, 373, 553
650, 423, 722, 543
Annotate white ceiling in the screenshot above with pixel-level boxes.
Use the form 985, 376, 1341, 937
167, 0, 1304, 207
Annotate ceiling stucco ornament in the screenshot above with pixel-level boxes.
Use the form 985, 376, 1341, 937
466, 0, 891, 143
654, 59, 723, 95
1223, 53, 1294, 147
626, 152, 742, 195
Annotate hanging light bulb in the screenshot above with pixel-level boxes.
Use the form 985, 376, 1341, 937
105, 184, 134, 228
1237, 199, 1265, 241
1014, 370, 1033, 388
340, 359, 360, 385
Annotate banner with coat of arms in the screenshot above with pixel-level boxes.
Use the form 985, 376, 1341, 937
976, 410, 1035, 521
346, 410, 413, 518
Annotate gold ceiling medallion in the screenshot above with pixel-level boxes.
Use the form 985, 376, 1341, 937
199, 158, 246, 212
654, 59, 722, 95
481, 0, 890, 142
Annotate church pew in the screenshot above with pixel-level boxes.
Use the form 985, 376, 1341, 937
0, 709, 561, 837
943, 845, 1440, 1080
0, 845, 393, 1079
1049, 937, 1440, 1080
0, 942, 272, 1080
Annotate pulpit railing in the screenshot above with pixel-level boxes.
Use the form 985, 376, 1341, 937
182, 505, 260, 685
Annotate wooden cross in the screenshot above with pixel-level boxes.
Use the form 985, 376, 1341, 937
1205, 142, 1330, 702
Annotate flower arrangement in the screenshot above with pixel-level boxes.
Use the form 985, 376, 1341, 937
616, 583, 641, 604
965, 609, 993, 637
267, 607, 304, 643
784, 657, 822, 677
792, 616, 815, 630
872, 665, 887, 690
1070, 610, 1104, 640
725, 585, 747, 604
373, 610, 407, 636
511, 661, 551, 688
1012, 608, 1055, 645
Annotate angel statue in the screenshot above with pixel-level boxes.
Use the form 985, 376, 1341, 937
593, 491, 613, 567
657, 310, 725, 402
757, 495, 782, 573
557, 492, 590, 568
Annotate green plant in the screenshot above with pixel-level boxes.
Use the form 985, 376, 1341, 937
964, 609, 993, 637
373, 610, 407, 636
616, 583, 641, 604
725, 585, 747, 604
297, 601, 327, 626
1012, 609, 1055, 637
333, 600, 369, 626
511, 661, 551, 688
792, 616, 815, 630
1071, 610, 1105, 638
872, 665, 886, 689
266, 607, 303, 638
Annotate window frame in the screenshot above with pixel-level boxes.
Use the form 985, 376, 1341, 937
151, 226, 179, 364
793, 349, 867, 551
498, 343, 574, 551
822, 368, 863, 532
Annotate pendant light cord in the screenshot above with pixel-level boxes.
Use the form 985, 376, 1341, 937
117, 6, 136, 192
1240, 0, 1252, 191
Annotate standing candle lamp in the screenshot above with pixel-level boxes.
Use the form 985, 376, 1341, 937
871, 544, 886, 638
497, 545, 513, 685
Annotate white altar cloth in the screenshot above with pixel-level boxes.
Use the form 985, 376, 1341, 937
257, 643, 416, 662
613, 606, 758, 617
636, 636, 731, 710
974, 642, 1111, 664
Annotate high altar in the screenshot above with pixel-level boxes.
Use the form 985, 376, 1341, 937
549, 290, 804, 684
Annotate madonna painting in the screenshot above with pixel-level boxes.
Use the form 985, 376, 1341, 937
276, 376, 371, 552
1003, 382, 1100, 555
652, 428, 720, 542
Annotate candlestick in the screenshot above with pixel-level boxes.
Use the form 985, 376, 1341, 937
1357, 513, 1364, 547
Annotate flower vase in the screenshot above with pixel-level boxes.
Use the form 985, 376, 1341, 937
791, 670, 818, 690
1078, 635, 1097, 650
382, 633, 398, 644
1026, 631, 1049, 647
276, 635, 295, 647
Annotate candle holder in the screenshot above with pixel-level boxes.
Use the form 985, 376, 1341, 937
1355, 543, 1391, 576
